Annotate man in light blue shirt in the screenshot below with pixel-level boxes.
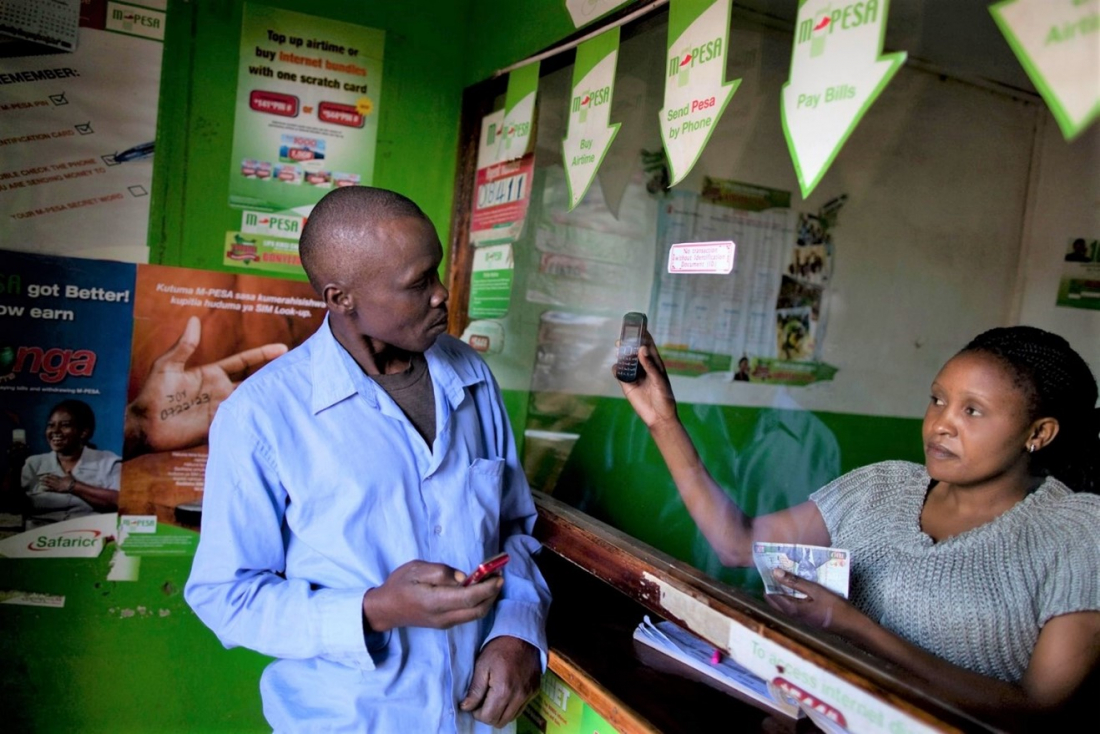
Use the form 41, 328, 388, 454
185, 187, 550, 732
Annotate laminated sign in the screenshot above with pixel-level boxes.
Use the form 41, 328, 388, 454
660, 0, 741, 186
781, 0, 905, 197
667, 241, 735, 274
990, 0, 1100, 141
562, 27, 621, 210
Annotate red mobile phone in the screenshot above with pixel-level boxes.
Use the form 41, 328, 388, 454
462, 552, 510, 586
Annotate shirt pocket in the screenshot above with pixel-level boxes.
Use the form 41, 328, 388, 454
464, 457, 505, 564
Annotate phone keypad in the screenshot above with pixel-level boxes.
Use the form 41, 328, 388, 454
615, 347, 640, 381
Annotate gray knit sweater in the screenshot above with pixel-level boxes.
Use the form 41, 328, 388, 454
810, 461, 1100, 682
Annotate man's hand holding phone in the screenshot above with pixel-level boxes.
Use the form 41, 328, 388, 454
361, 559, 504, 633
461, 552, 510, 587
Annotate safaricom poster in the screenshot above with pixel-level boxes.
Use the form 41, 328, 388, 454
0, 249, 135, 553
224, 3, 383, 274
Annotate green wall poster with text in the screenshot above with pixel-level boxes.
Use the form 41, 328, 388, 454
224, 3, 384, 273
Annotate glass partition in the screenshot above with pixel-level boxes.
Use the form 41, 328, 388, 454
449, 4, 1097, 724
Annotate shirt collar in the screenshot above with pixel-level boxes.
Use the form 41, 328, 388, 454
423, 334, 481, 411
309, 316, 360, 413
309, 316, 483, 414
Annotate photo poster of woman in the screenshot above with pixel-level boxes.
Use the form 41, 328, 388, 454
0, 249, 136, 543
117, 264, 326, 554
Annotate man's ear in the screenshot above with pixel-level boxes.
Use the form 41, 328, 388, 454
323, 283, 353, 313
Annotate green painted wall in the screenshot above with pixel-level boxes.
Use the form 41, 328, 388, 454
149, 0, 593, 273
150, 0, 474, 273
2, 553, 270, 732
5, 2, 506, 731
462, 0, 578, 85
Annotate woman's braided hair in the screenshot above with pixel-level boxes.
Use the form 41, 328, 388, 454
961, 326, 1099, 494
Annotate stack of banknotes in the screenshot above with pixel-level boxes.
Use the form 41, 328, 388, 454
751, 542, 850, 599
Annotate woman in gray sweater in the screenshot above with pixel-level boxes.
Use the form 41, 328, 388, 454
617, 325, 1099, 727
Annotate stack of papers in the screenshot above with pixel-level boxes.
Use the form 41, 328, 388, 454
633, 616, 803, 719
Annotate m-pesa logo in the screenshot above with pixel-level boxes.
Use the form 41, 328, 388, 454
797, 1, 881, 57
107, 2, 166, 40
667, 36, 724, 86
111, 8, 160, 29
242, 211, 306, 238
571, 87, 610, 123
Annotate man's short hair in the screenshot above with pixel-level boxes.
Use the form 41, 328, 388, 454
299, 186, 428, 293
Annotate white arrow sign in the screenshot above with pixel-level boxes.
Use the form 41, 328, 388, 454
781, 0, 906, 198
660, 0, 741, 187
563, 29, 621, 210
990, 0, 1100, 141
496, 62, 540, 164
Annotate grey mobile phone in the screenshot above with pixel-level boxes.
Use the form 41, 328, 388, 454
614, 312, 647, 383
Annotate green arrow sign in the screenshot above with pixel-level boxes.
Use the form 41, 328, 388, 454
659, 0, 741, 187
497, 61, 540, 163
991, 0, 1100, 141
563, 28, 621, 210
781, 0, 906, 198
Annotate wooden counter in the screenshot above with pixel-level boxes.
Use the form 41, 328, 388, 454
533, 492, 1000, 734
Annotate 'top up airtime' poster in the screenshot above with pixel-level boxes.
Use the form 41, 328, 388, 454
227, 3, 384, 216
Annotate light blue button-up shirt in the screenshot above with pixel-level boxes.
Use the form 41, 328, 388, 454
185, 320, 550, 733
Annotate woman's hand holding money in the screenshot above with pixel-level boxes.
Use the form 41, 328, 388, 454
765, 568, 867, 635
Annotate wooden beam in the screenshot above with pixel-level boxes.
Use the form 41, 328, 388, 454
444, 77, 504, 339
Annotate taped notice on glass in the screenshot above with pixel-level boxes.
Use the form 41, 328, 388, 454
667, 240, 735, 274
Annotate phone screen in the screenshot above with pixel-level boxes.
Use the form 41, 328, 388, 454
615, 312, 647, 383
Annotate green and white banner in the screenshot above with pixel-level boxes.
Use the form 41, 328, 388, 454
563, 28, 621, 210
227, 3, 384, 213
990, 0, 1100, 141
660, 0, 741, 187
496, 61, 540, 163
781, 0, 905, 198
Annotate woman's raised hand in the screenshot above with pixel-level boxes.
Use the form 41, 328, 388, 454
614, 330, 679, 430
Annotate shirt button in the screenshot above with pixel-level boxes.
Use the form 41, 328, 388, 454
433, 525, 442, 535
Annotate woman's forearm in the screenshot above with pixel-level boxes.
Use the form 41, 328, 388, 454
649, 418, 754, 566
